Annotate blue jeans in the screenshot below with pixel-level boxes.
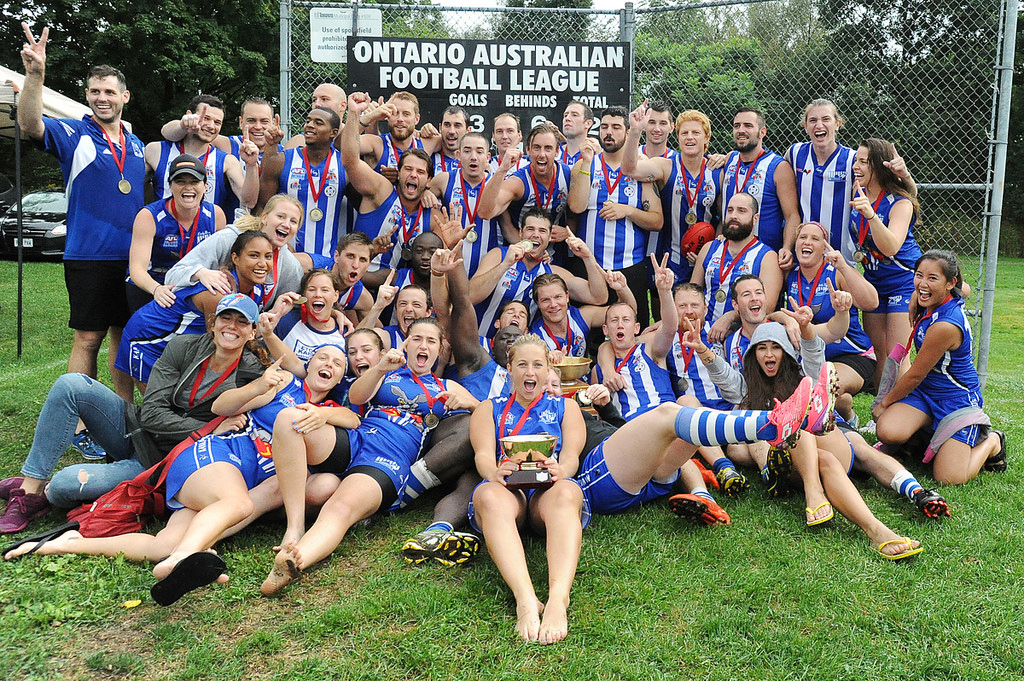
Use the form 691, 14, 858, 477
20, 373, 144, 508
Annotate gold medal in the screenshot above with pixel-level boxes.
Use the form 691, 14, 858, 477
685, 212, 697, 226
853, 249, 867, 263
308, 207, 324, 222
423, 413, 440, 429
465, 229, 478, 243
118, 179, 132, 194
715, 289, 727, 303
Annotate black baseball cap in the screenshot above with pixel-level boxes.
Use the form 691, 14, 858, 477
168, 154, 207, 182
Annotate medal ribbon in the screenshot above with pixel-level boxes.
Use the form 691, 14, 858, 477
168, 198, 202, 259
409, 371, 444, 412
600, 155, 623, 197
717, 238, 759, 289
796, 263, 827, 309
528, 165, 557, 211
733, 149, 766, 194
188, 355, 241, 408
500, 392, 546, 438
460, 174, 486, 226
542, 319, 573, 353
398, 203, 422, 245
614, 344, 639, 374
301, 147, 333, 207
233, 269, 265, 308
676, 330, 696, 370
856, 192, 886, 247
178, 142, 212, 168
683, 157, 706, 215
643, 144, 670, 159
96, 119, 128, 182
907, 294, 953, 349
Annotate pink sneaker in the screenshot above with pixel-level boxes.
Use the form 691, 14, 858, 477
807, 362, 839, 434
0, 477, 24, 501
0, 488, 50, 534
761, 376, 812, 447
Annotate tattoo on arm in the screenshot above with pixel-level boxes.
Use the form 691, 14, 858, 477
642, 199, 650, 211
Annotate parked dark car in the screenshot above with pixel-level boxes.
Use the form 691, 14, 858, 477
0, 190, 68, 259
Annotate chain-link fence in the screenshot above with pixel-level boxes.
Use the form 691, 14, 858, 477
281, 0, 1016, 378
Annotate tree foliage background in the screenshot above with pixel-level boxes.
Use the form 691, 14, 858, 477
0, 0, 1021, 254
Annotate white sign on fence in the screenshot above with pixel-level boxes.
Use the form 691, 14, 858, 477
309, 7, 383, 63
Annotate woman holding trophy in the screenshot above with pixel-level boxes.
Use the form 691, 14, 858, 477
468, 334, 588, 646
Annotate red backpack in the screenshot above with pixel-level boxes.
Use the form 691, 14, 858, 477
66, 417, 226, 538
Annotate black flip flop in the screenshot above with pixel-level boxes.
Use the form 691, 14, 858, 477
150, 552, 227, 606
2, 521, 80, 561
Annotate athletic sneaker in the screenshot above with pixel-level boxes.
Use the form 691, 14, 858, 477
71, 432, 106, 461
436, 531, 480, 566
401, 529, 447, 565
0, 477, 24, 501
693, 460, 720, 491
762, 447, 794, 498
914, 489, 951, 519
859, 419, 877, 436
807, 362, 839, 434
759, 376, 812, 447
668, 493, 731, 526
715, 467, 749, 498
0, 488, 50, 534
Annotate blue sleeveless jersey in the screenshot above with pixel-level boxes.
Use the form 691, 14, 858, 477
722, 149, 787, 251
374, 133, 425, 173
848, 193, 921, 282
491, 393, 567, 461
659, 157, 721, 281
115, 281, 209, 382
508, 162, 571, 227
249, 375, 310, 440
40, 116, 145, 260
667, 324, 733, 409
786, 142, 856, 262
461, 360, 511, 401
914, 297, 980, 399
443, 171, 502, 277
153, 141, 233, 215
142, 199, 218, 281
701, 238, 774, 324
595, 343, 675, 420
369, 366, 449, 430
473, 247, 551, 337
432, 151, 460, 175
575, 154, 650, 270
723, 329, 751, 372
354, 189, 431, 272
785, 265, 873, 359
559, 146, 582, 167
278, 147, 348, 258
529, 306, 589, 358
338, 280, 366, 311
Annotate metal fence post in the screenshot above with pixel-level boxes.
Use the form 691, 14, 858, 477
977, 0, 1018, 391
279, 0, 292, 133
619, 2, 636, 104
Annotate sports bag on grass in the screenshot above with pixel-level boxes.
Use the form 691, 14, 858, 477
66, 416, 226, 538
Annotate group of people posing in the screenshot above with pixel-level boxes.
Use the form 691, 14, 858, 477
1, 23, 1007, 645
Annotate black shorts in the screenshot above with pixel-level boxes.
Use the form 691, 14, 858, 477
308, 427, 353, 476
832, 352, 876, 393
64, 260, 131, 331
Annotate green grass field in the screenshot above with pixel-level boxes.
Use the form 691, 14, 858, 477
1, 259, 1022, 681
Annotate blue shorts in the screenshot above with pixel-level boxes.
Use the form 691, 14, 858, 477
165, 432, 275, 510
348, 425, 420, 511
898, 387, 984, 447
575, 440, 679, 516
467, 478, 591, 533
864, 269, 913, 314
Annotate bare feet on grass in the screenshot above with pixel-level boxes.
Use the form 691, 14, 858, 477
538, 596, 569, 645
261, 541, 302, 595
515, 597, 545, 643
